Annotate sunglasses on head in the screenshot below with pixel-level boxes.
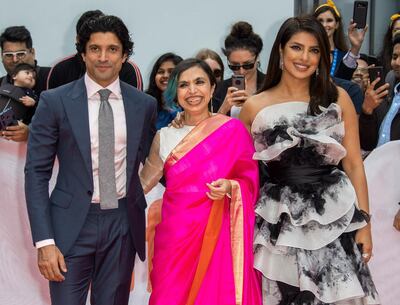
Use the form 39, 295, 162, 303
212, 69, 222, 78
228, 60, 257, 71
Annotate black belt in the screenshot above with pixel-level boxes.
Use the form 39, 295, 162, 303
267, 162, 336, 185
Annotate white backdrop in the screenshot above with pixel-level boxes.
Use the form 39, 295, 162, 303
364, 140, 400, 305
0, 0, 294, 87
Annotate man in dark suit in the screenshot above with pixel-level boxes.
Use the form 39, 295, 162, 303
25, 15, 156, 305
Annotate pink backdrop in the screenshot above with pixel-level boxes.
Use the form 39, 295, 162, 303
0, 139, 165, 305
0, 138, 398, 304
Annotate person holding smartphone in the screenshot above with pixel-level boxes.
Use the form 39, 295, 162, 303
359, 33, 400, 150
213, 21, 265, 118
314, 0, 368, 81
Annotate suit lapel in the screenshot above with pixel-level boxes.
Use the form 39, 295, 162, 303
62, 78, 93, 181
121, 82, 142, 189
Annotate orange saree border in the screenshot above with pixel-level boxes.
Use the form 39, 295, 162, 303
229, 180, 244, 305
165, 114, 231, 167
186, 181, 245, 305
186, 198, 225, 305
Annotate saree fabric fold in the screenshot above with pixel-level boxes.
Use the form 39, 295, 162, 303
149, 115, 262, 305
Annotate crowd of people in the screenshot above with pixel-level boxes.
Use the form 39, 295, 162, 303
1, 1, 399, 304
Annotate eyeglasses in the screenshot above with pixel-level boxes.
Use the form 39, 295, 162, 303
228, 60, 257, 71
212, 69, 222, 79
2, 50, 29, 60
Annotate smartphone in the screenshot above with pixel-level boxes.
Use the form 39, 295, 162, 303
0, 107, 18, 131
353, 1, 368, 29
232, 75, 245, 90
368, 66, 385, 89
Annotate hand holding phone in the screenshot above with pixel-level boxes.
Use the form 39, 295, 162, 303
0, 107, 18, 131
368, 66, 385, 89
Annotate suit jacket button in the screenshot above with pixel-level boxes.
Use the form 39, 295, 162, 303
87, 190, 93, 196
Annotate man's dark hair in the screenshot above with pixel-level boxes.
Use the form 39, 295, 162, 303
76, 15, 133, 57
76, 10, 104, 35
0, 26, 33, 50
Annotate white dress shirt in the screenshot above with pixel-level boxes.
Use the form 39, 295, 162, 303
36, 74, 127, 249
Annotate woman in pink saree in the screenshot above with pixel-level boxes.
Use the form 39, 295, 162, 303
140, 59, 262, 305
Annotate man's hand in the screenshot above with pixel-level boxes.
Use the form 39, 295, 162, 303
1, 121, 29, 142
170, 111, 185, 129
361, 79, 389, 115
38, 245, 67, 282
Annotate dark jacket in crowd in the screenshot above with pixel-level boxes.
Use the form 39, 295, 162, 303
0, 83, 37, 124
333, 76, 363, 113
47, 53, 143, 90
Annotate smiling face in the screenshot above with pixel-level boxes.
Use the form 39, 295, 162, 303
352, 58, 369, 92
81, 31, 127, 87
1, 41, 35, 75
176, 66, 215, 116
392, 43, 400, 79
12, 69, 36, 88
281, 31, 321, 80
155, 60, 176, 92
316, 10, 339, 40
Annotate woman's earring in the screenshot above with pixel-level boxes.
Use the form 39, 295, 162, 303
315, 67, 319, 76
279, 57, 284, 70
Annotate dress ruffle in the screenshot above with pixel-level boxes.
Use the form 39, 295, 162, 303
252, 102, 380, 305
253, 103, 346, 165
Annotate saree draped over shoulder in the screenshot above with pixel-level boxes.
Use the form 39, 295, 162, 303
149, 115, 262, 305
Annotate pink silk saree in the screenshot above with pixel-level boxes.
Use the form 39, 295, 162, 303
149, 115, 262, 305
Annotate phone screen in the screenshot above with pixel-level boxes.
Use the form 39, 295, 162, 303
368, 67, 385, 89
232, 75, 245, 90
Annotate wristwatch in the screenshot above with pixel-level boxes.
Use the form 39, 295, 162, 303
359, 209, 371, 223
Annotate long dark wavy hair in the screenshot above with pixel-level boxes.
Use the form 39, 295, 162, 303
378, 12, 400, 76
314, 6, 347, 51
260, 16, 338, 115
146, 52, 183, 111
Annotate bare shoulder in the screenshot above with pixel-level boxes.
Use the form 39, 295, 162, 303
242, 91, 274, 121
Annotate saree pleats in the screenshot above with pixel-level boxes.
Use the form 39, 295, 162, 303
149, 115, 262, 305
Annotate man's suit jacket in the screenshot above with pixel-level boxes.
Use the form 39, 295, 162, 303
25, 77, 156, 260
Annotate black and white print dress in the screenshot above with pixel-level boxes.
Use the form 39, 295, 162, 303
252, 102, 380, 305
